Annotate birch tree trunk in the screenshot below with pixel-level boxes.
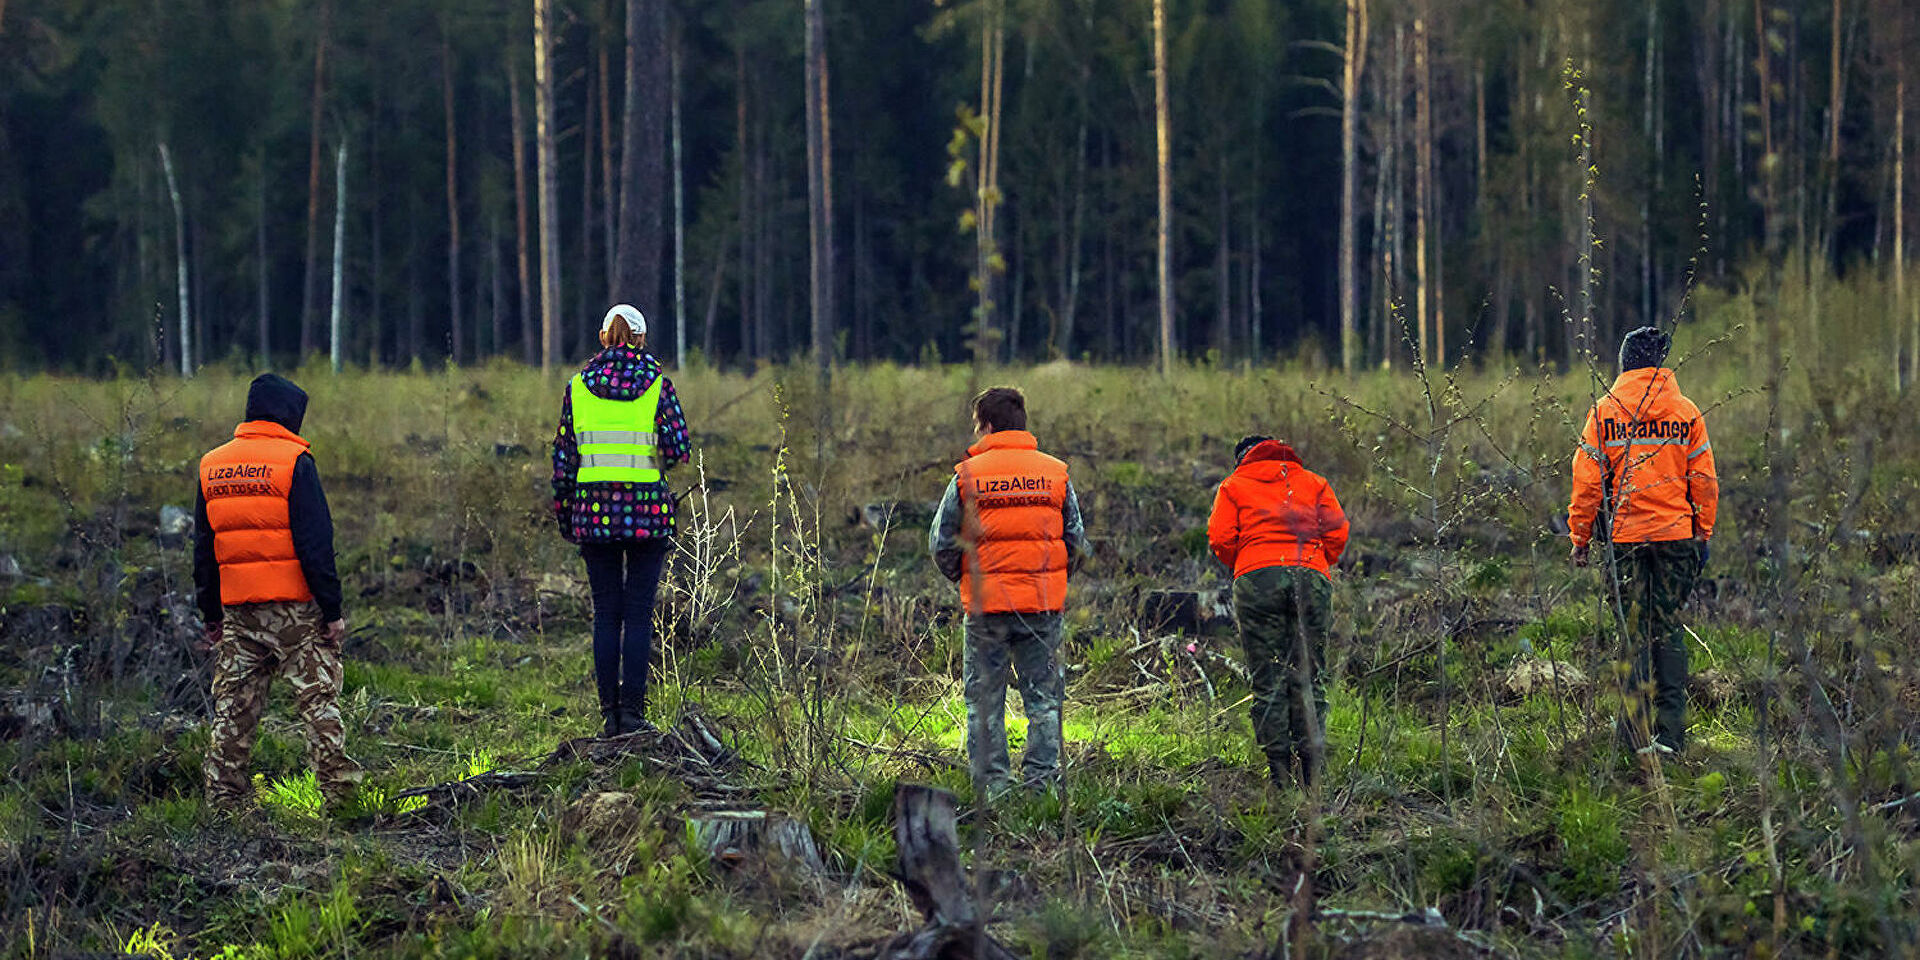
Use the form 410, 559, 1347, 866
1340, 0, 1368, 374
535, 0, 562, 371
330, 141, 347, 373
301, 0, 333, 359
1153, 0, 1174, 376
158, 141, 191, 378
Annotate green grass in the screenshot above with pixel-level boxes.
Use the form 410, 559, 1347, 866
3, 344, 1919, 957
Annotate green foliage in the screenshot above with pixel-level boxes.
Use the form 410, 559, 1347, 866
1555, 787, 1629, 904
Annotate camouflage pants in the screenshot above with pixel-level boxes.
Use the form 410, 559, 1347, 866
963, 612, 1065, 790
1234, 566, 1332, 789
1610, 540, 1701, 753
204, 601, 361, 806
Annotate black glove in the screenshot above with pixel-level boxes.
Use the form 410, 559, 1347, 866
1696, 539, 1710, 573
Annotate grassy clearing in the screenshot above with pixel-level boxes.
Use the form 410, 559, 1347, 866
2, 296, 1918, 957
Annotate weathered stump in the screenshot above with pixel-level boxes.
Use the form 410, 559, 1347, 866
688, 809, 828, 876
878, 784, 1017, 960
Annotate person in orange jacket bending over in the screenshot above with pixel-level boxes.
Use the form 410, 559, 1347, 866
929, 387, 1088, 795
1569, 325, 1718, 757
1208, 436, 1349, 791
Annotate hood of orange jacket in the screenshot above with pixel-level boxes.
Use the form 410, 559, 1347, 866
1208, 440, 1350, 579
1568, 367, 1719, 547
956, 430, 1071, 614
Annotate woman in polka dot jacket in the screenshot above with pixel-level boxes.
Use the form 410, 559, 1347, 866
550, 306, 692, 737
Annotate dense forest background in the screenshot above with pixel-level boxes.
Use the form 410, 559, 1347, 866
0, 0, 1914, 374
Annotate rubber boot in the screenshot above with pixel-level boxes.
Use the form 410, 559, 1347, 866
616, 692, 648, 735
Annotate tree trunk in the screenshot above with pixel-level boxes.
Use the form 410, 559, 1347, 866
1214, 163, 1230, 359
158, 141, 191, 378
617, 0, 667, 350
974, 0, 1006, 368
370, 138, 383, 367
804, 0, 834, 459
330, 141, 347, 372
581, 42, 599, 361
1823, 0, 1845, 266
535, 0, 562, 372
301, 0, 333, 359
408, 197, 423, 363
443, 28, 463, 365
510, 52, 536, 365
1153, 0, 1174, 376
702, 224, 727, 360
672, 24, 687, 367
1382, 23, 1406, 369
1897, 62, 1908, 390
1340, 0, 1368, 374
1058, 105, 1087, 360
1642, 0, 1657, 330
491, 214, 506, 357
736, 41, 753, 363
256, 162, 271, 363
601, 32, 617, 306
1412, 4, 1432, 367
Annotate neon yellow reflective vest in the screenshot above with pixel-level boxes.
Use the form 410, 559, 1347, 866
569, 374, 664, 483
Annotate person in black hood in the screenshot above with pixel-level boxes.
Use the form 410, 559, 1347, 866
195, 373, 359, 810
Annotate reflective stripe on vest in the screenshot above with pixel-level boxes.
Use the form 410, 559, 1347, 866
570, 375, 664, 483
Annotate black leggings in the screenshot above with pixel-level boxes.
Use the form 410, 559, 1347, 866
580, 540, 670, 713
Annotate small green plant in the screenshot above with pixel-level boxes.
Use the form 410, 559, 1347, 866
257, 771, 325, 819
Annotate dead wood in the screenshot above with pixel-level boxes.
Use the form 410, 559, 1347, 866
869, 783, 1018, 960
688, 808, 828, 876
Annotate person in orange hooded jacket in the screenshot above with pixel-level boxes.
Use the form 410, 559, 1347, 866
1208, 436, 1349, 789
929, 387, 1087, 793
194, 374, 360, 811
1569, 326, 1717, 756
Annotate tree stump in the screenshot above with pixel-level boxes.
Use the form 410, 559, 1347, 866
880, 784, 1017, 960
688, 809, 828, 877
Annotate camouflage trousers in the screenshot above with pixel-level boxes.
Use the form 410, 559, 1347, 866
1609, 539, 1701, 753
1233, 566, 1332, 789
204, 601, 361, 806
963, 612, 1065, 790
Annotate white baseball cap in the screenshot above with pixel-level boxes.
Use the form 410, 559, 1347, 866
602, 304, 647, 337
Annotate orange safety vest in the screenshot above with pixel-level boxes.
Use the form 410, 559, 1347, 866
200, 421, 315, 606
955, 430, 1070, 615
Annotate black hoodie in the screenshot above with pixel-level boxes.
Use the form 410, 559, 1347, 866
193, 374, 344, 625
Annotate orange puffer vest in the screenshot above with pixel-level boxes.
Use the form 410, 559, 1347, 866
956, 430, 1070, 614
200, 421, 314, 606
